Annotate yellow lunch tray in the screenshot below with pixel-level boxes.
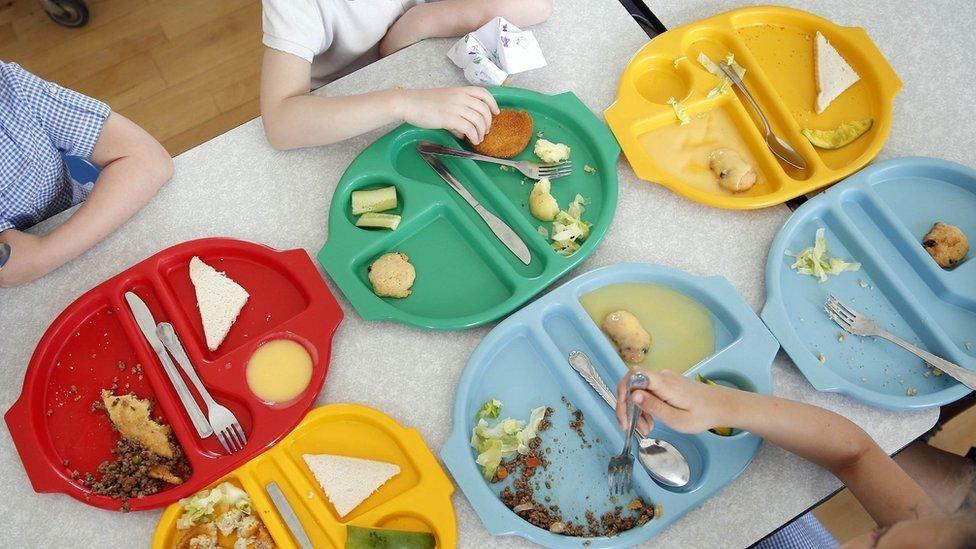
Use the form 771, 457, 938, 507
151, 404, 457, 548
605, 6, 901, 209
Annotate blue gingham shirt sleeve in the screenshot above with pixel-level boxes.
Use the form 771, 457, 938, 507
11, 62, 110, 158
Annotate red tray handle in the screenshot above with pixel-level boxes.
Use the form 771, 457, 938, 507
4, 394, 64, 493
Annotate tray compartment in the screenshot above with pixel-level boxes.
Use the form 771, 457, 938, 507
157, 249, 311, 362
351, 208, 517, 321
731, 10, 886, 172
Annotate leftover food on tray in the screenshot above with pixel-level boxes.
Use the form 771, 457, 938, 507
471, 108, 533, 158
666, 96, 690, 125
786, 228, 861, 282
549, 194, 591, 256
245, 339, 313, 404
529, 178, 559, 221
174, 481, 275, 549
922, 222, 968, 269
708, 148, 757, 192
694, 375, 733, 436
304, 454, 400, 518
814, 31, 860, 114
802, 119, 873, 149
583, 164, 597, 174
481, 398, 659, 537
601, 310, 652, 364
368, 252, 415, 298
351, 186, 397, 215
470, 401, 551, 481
696, 52, 746, 99
190, 256, 249, 351
345, 526, 435, 549
84, 391, 191, 505
639, 107, 766, 194
581, 283, 714, 373
533, 139, 570, 163
356, 212, 401, 230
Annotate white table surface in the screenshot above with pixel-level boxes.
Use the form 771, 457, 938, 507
4, 0, 974, 546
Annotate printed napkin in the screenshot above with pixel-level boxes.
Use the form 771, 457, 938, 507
447, 17, 547, 86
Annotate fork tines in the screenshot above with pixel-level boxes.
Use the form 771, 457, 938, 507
825, 294, 861, 335
537, 161, 573, 179
216, 423, 248, 454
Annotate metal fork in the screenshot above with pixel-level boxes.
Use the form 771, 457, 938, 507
608, 370, 648, 495
156, 323, 249, 454
417, 141, 573, 180
825, 295, 976, 391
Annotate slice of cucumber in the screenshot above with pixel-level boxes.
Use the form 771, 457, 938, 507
355, 212, 401, 230
345, 526, 435, 549
351, 186, 397, 215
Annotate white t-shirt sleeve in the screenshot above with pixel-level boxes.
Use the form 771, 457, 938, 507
261, 0, 331, 63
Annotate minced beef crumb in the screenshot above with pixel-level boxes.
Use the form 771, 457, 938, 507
495, 402, 658, 537
83, 437, 190, 502
570, 409, 589, 447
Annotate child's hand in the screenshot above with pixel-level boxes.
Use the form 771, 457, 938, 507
396, 87, 500, 144
614, 369, 737, 436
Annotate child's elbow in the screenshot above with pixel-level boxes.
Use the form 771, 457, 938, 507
261, 117, 297, 151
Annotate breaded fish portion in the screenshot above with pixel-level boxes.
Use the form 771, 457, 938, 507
471, 109, 533, 158
101, 390, 174, 459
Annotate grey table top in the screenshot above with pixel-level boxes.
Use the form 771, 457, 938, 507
3, 0, 973, 547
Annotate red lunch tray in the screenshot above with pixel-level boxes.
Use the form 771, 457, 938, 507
4, 238, 343, 511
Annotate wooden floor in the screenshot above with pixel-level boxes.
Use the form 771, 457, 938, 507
0, 0, 263, 156
1, 0, 973, 544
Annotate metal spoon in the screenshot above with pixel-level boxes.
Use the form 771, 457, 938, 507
568, 350, 691, 488
0, 243, 10, 270
718, 61, 807, 170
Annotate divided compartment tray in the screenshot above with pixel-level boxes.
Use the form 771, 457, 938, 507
151, 404, 456, 548
761, 157, 976, 409
605, 5, 901, 209
441, 263, 779, 547
319, 87, 620, 330
4, 238, 343, 511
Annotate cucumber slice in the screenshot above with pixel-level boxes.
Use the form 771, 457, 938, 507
351, 186, 397, 215
356, 213, 401, 230
345, 526, 435, 549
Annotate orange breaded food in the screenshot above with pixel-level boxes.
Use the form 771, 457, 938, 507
471, 109, 533, 158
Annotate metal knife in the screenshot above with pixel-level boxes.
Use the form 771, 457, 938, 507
124, 292, 213, 438
419, 151, 532, 265
266, 482, 313, 549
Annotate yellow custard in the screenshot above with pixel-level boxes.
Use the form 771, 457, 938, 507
246, 339, 313, 404
639, 107, 767, 194
580, 283, 714, 373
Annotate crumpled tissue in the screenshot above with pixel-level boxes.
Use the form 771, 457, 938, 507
447, 17, 547, 86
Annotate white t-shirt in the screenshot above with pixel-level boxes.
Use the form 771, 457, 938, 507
262, 0, 426, 88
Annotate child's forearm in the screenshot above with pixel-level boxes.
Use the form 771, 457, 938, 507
380, 0, 553, 56
727, 390, 940, 525
261, 89, 403, 150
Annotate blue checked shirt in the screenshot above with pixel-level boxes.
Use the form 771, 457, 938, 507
0, 61, 110, 232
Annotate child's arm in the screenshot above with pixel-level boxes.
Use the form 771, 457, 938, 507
379, 0, 554, 57
260, 49, 499, 150
0, 112, 172, 287
615, 370, 942, 527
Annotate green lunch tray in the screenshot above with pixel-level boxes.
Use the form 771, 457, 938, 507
318, 87, 621, 330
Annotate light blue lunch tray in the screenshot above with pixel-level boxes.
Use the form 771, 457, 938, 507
762, 157, 976, 410
440, 263, 779, 547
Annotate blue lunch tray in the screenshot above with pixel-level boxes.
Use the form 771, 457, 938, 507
440, 263, 779, 547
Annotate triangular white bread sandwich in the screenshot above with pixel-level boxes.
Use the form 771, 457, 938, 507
814, 31, 860, 114
303, 454, 400, 518
188, 256, 249, 351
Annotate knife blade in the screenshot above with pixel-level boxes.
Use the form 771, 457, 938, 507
266, 482, 313, 549
124, 292, 213, 438
420, 152, 532, 265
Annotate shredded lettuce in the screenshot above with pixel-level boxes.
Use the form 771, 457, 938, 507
176, 482, 252, 530
476, 399, 502, 420
550, 194, 591, 256
786, 228, 861, 282
697, 52, 746, 98
470, 401, 548, 481
667, 96, 690, 125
